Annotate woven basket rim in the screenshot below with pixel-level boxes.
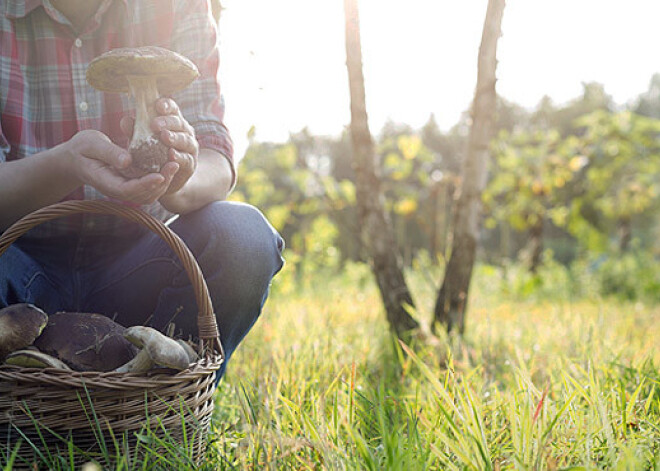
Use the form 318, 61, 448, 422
0, 354, 223, 390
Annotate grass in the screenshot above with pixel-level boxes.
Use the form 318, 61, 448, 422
213, 263, 660, 470
3, 262, 660, 469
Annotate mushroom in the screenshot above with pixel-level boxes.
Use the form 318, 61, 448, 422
34, 312, 138, 371
86, 46, 199, 179
176, 339, 199, 364
4, 349, 71, 370
114, 326, 190, 373
0, 304, 48, 361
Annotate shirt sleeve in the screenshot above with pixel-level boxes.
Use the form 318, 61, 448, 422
169, 0, 236, 190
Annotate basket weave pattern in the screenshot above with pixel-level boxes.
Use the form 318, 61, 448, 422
0, 201, 224, 465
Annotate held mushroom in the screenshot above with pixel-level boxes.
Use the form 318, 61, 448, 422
86, 46, 199, 178
114, 326, 190, 374
0, 304, 48, 361
4, 349, 71, 370
34, 312, 138, 371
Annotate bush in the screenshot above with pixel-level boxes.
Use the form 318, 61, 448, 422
594, 251, 660, 302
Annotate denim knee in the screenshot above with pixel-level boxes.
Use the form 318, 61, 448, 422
171, 201, 284, 286
167, 201, 284, 355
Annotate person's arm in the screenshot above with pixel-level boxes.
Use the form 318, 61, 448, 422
147, 0, 235, 214
0, 145, 79, 231
0, 130, 179, 231
159, 148, 233, 214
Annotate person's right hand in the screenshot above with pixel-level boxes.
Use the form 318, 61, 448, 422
64, 130, 180, 205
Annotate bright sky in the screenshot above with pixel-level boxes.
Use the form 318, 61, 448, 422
218, 0, 660, 160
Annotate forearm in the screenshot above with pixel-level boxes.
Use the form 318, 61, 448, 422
159, 149, 234, 215
0, 145, 78, 231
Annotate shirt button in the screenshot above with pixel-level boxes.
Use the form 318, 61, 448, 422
74, 38, 82, 48
79, 101, 88, 112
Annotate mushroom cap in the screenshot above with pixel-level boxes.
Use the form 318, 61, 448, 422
34, 312, 138, 372
0, 304, 48, 361
5, 349, 71, 370
176, 339, 199, 364
86, 46, 199, 94
124, 326, 190, 371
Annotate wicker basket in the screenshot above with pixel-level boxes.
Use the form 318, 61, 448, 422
0, 201, 224, 468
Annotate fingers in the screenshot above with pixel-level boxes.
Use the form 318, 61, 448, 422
79, 157, 164, 203
156, 97, 179, 116
160, 129, 199, 155
114, 174, 167, 205
107, 163, 179, 205
164, 150, 195, 195
73, 130, 130, 170
77, 152, 180, 205
151, 98, 196, 150
147, 98, 197, 195
152, 115, 194, 134
150, 102, 198, 156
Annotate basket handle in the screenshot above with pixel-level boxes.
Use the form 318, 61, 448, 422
0, 200, 223, 358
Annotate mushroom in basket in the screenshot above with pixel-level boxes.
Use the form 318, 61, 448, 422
5, 349, 70, 370
115, 326, 191, 373
0, 303, 48, 361
34, 312, 138, 371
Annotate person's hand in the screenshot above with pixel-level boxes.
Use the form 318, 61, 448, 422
121, 97, 199, 196
65, 130, 179, 205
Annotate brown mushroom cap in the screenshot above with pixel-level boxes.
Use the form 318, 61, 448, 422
86, 46, 199, 95
33, 312, 138, 372
0, 304, 48, 361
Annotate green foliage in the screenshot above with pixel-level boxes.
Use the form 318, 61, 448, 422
569, 111, 660, 240
485, 128, 580, 232
232, 77, 660, 284
593, 251, 660, 302
484, 108, 660, 269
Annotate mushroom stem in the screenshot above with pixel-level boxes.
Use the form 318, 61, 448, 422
114, 349, 153, 373
118, 74, 170, 177
127, 75, 160, 148
118, 326, 190, 374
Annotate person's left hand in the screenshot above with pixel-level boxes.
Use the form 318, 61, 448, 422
121, 98, 199, 195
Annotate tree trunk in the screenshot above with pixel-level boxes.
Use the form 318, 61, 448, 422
210, 0, 222, 23
434, 0, 505, 334
618, 216, 632, 252
344, 0, 419, 336
528, 216, 543, 273
430, 182, 439, 263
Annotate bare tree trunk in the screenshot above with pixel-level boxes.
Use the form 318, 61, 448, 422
210, 0, 222, 23
618, 216, 632, 252
528, 217, 543, 273
430, 182, 439, 263
434, 0, 505, 334
344, 0, 419, 336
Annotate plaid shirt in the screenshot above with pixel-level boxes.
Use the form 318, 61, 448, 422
0, 0, 234, 243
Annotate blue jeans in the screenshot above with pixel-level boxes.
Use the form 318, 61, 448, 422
0, 201, 284, 380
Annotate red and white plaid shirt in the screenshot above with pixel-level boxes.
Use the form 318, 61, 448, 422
0, 0, 234, 241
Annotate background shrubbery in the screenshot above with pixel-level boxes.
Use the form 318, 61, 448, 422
231, 78, 660, 305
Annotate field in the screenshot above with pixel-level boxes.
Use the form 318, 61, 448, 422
2, 263, 659, 470
210, 264, 660, 470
